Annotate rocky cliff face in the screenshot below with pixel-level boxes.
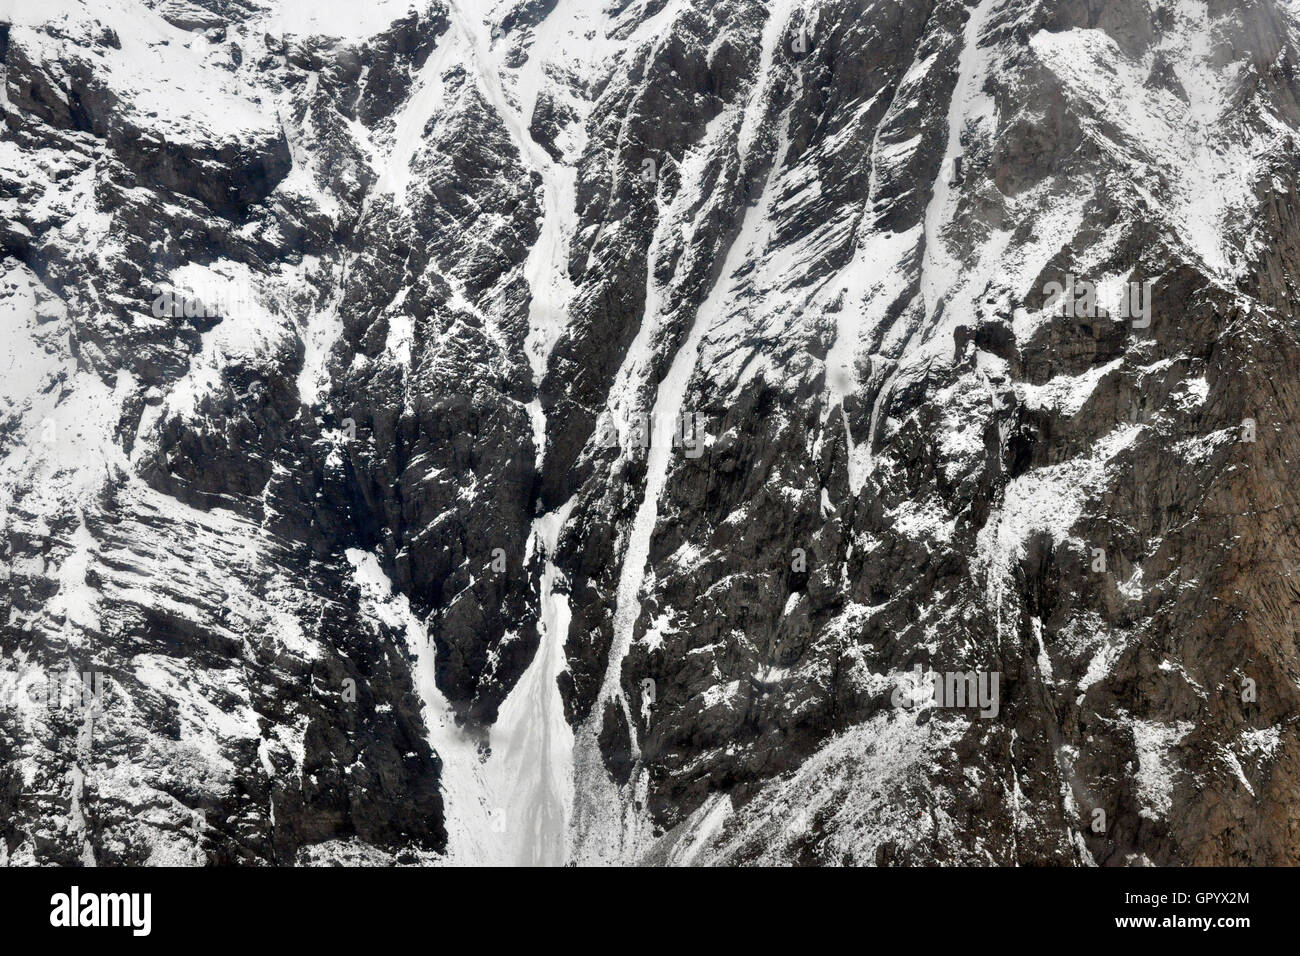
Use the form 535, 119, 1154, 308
2, 0, 1299, 866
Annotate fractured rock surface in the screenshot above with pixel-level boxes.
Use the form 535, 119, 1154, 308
2, 0, 1299, 865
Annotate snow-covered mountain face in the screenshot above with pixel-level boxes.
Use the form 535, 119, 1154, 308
3, 0, 1299, 866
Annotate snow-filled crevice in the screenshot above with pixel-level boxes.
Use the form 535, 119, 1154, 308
919, 0, 997, 328
379, 0, 585, 866
478, 503, 577, 866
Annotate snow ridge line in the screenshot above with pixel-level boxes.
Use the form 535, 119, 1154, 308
570, 0, 805, 865
597, 0, 802, 729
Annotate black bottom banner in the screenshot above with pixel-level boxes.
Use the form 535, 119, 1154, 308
0, 865, 1277, 943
